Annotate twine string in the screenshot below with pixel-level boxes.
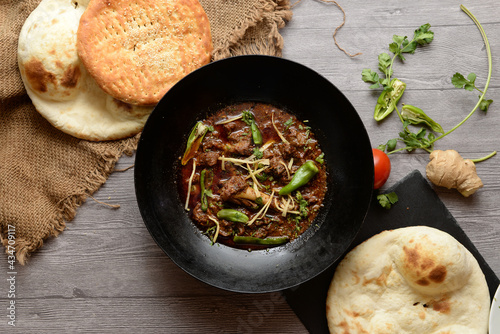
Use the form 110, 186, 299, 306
291, 0, 362, 57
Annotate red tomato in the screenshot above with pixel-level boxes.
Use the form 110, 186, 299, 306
372, 148, 391, 189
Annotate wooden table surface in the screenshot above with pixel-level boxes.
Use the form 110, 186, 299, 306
2, 0, 499, 332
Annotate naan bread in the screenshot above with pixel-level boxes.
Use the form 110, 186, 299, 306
18, 0, 153, 141
326, 226, 489, 334
77, 0, 212, 106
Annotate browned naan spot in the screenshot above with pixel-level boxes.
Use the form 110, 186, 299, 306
52, 18, 58, 24
432, 298, 451, 314
419, 311, 426, 320
403, 245, 420, 268
416, 278, 430, 286
420, 257, 434, 270
424, 297, 451, 314
23, 57, 56, 93
61, 65, 81, 88
429, 265, 447, 283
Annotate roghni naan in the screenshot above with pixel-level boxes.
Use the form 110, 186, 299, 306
76, 0, 212, 106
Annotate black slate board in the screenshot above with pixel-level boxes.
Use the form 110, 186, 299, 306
282, 170, 500, 333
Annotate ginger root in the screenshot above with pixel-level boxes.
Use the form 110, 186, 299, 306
426, 149, 483, 197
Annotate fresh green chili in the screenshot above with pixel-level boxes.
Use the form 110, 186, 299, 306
217, 209, 249, 223
250, 122, 263, 145
242, 111, 263, 146
374, 78, 406, 121
200, 169, 208, 212
401, 104, 444, 133
279, 160, 319, 196
233, 235, 289, 245
181, 121, 209, 165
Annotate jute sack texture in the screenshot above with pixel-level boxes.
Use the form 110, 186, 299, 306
0, 0, 292, 264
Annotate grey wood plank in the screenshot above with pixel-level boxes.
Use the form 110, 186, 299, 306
6, 295, 306, 333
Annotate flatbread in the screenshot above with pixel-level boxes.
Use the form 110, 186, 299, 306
18, 0, 153, 141
326, 226, 490, 333
76, 0, 213, 106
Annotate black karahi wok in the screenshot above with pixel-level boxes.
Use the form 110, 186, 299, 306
134, 55, 373, 293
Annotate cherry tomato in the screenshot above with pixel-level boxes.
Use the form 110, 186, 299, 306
372, 148, 391, 189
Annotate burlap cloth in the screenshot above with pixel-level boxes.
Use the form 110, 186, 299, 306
0, 0, 292, 264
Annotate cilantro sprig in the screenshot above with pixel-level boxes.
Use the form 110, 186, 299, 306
366, 6, 495, 161
377, 192, 398, 209
362, 24, 434, 91
452, 72, 493, 111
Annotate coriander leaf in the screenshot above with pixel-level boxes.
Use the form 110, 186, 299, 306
390, 35, 409, 60
464, 82, 474, 91
451, 72, 467, 88
255, 173, 268, 182
451, 72, 475, 91
388, 42, 400, 56
467, 72, 477, 83
401, 38, 416, 54
253, 147, 263, 159
416, 127, 427, 139
387, 138, 397, 151
402, 24, 434, 54
296, 191, 309, 217
284, 118, 294, 131
479, 97, 493, 112
362, 69, 380, 84
381, 78, 391, 89
392, 35, 406, 47
378, 53, 392, 76
413, 23, 434, 45
452, 72, 493, 111
377, 192, 398, 209
241, 110, 253, 126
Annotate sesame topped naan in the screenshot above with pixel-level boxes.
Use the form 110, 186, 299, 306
18, 0, 153, 141
326, 226, 489, 333
77, 0, 212, 106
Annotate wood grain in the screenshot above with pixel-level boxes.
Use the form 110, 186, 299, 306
1, 0, 499, 332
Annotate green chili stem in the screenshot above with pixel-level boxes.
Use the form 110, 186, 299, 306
387, 144, 432, 155
431, 5, 492, 144
470, 150, 497, 163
